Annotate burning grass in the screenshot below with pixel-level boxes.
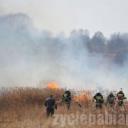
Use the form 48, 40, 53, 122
47, 82, 60, 90
0, 87, 128, 128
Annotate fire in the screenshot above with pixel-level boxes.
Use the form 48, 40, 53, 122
47, 82, 59, 90
73, 91, 92, 103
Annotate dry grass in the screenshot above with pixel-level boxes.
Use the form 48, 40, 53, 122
0, 87, 64, 109
0, 87, 128, 128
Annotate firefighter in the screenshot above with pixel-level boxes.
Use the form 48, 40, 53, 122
116, 89, 126, 106
62, 90, 72, 110
93, 92, 104, 108
44, 95, 57, 117
107, 92, 115, 106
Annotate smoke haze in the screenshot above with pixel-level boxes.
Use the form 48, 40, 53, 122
0, 13, 128, 91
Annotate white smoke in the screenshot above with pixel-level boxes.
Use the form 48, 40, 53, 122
0, 13, 128, 92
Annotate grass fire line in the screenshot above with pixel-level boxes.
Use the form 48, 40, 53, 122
0, 85, 128, 128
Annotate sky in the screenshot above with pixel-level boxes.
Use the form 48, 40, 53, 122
0, 0, 128, 37
0, 0, 128, 92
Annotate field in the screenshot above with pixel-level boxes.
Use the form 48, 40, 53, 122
0, 87, 128, 128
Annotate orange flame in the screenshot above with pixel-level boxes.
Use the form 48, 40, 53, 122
73, 92, 92, 103
47, 82, 59, 90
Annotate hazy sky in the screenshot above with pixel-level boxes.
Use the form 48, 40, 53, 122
0, 0, 128, 36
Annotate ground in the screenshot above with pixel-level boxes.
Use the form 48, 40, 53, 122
0, 88, 128, 128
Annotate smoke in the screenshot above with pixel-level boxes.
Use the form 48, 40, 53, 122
0, 13, 128, 91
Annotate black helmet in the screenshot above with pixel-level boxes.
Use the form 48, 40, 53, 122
64, 90, 71, 96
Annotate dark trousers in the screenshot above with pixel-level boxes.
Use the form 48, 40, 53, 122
46, 107, 54, 117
